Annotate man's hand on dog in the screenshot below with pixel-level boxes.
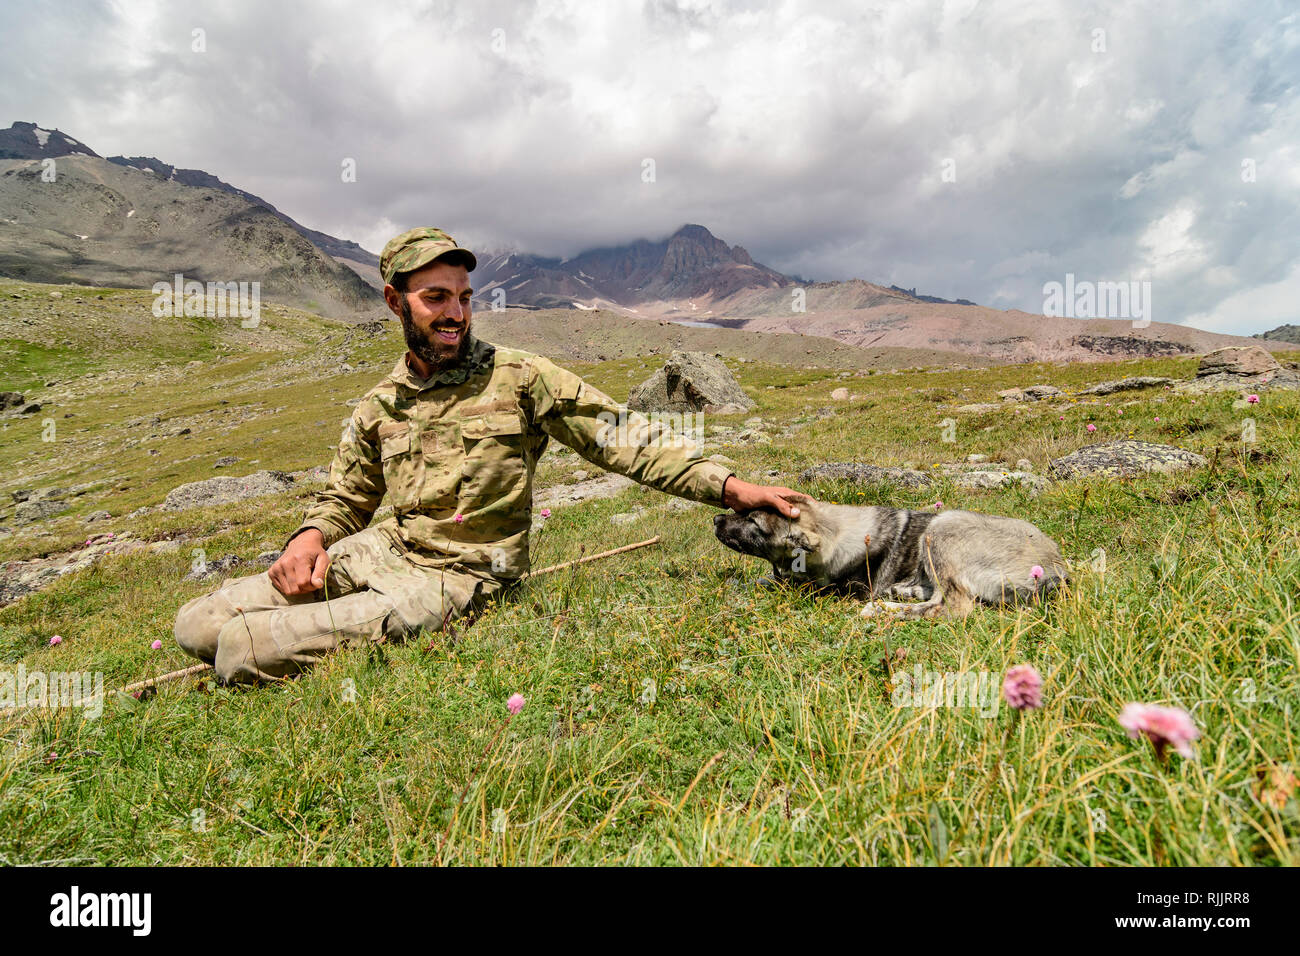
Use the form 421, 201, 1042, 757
269, 528, 331, 596
722, 476, 808, 518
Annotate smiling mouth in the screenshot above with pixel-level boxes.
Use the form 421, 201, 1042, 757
433, 325, 463, 343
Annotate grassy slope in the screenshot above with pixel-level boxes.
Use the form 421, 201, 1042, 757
0, 278, 1296, 865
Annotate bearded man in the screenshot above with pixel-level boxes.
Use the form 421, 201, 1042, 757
174, 227, 805, 682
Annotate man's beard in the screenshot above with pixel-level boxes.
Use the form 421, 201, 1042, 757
398, 297, 470, 371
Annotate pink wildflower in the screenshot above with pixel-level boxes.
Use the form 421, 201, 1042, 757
1118, 703, 1200, 759
507, 693, 526, 715
1246, 394, 1259, 405
49, 635, 63, 646
540, 508, 551, 518
1002, 664, 1043, 711
453, 513, 464, 524
1086, 423, 1096, 433
1030, 565, 1044, 580
150, 639, 163, 650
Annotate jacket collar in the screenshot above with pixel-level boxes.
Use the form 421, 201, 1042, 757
389, 333, 496, 390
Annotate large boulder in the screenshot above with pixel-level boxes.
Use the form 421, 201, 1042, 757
162, 470, 296, 512
1175, 346, 1300, 393
1048, 440, 1206, 480
0, 392, 25, 411
1197, 346, 1280, 378
628, 351, 754, 414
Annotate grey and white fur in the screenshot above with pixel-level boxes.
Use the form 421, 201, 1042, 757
712, 498, 1068, 619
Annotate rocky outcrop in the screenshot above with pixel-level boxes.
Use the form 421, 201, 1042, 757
1048, 440, 1206, 480
1075, 376, 1177, 396
1175, 346, 1300, 394
628, 350, 754, 414
161, 470, 297, 512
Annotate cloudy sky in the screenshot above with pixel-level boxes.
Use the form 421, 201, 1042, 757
2, 0, 1297, 334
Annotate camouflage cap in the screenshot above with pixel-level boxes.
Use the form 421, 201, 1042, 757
380, 227, 477, 286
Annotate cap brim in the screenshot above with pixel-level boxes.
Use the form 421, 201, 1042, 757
434, 248, 477, 272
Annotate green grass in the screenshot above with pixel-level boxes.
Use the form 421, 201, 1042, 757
0, 281, 1296, 864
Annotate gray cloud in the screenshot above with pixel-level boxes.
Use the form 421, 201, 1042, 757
2, 0, 1296, 333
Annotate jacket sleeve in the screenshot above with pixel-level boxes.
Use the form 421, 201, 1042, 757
522, 355, 734, 507
288, 406, 385, 549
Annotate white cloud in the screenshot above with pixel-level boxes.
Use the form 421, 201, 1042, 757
0, 0, 1295, 332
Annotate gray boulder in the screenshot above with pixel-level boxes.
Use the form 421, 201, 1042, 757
1175, 346, 1300, 393
0, 392, 25, 410
162, 470, 296, 512
14, 497, 68, 526
1048, 440, 1206, 480
628, 351, 754, 414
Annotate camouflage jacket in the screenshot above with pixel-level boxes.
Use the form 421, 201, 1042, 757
292, 334, 735, 579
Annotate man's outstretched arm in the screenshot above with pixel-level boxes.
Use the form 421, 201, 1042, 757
523, 355, 805, 519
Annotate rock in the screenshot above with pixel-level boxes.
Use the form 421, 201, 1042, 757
534, 472, 634, 511
708, 454, 737, 466
966, 453, 989, 463
957, 403, 1002, 413
1023, 385, 1064, 400
950, 470, 1049, 495
799, 463, 934, 488
254, 550, 282, 567
702, 403, 748, 415
663, 498, 701, 512
14, 498, 68, 525
1174, 346, 1300, 394
1048, 440, 1207, 480
162, 470, 296, 511
1016, 459, 1034, 472
628, 350, 754, 413
1197, 346, 1281, 378
831, 387, 850, 400
1075, 376, 1177, 396
998, 388, 1028, 402
185, 554, 244, 582
16, 402, 42, 415
0, 392, 25, 410
83, 510, 111, 524
610, 512, 640, 526
213, 456, 238, 468
571, 470, 589, 482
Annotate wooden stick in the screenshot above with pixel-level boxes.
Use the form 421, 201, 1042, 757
522, 535, 661, 579
0, 535, 664, 717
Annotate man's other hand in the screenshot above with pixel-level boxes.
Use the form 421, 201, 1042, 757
268, 528, 330, 596
721, 477, 808, 519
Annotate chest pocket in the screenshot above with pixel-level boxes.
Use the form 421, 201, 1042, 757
458, 411, 527, 505
419, 419, 463, 513
378, 421, 422, 514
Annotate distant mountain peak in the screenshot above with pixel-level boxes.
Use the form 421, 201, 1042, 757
0, 121, 100, 160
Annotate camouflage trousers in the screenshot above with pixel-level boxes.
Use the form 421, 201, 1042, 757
173, 526, 504, 684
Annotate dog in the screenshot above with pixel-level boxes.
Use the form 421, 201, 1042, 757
712, 498, 1068, 619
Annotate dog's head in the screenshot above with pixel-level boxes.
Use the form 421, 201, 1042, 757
712, 501, 829, 583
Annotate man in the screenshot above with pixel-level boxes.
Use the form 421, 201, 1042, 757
174, 227, 806, 683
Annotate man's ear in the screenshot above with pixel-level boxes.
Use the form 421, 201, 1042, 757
382, 285, 405, 319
